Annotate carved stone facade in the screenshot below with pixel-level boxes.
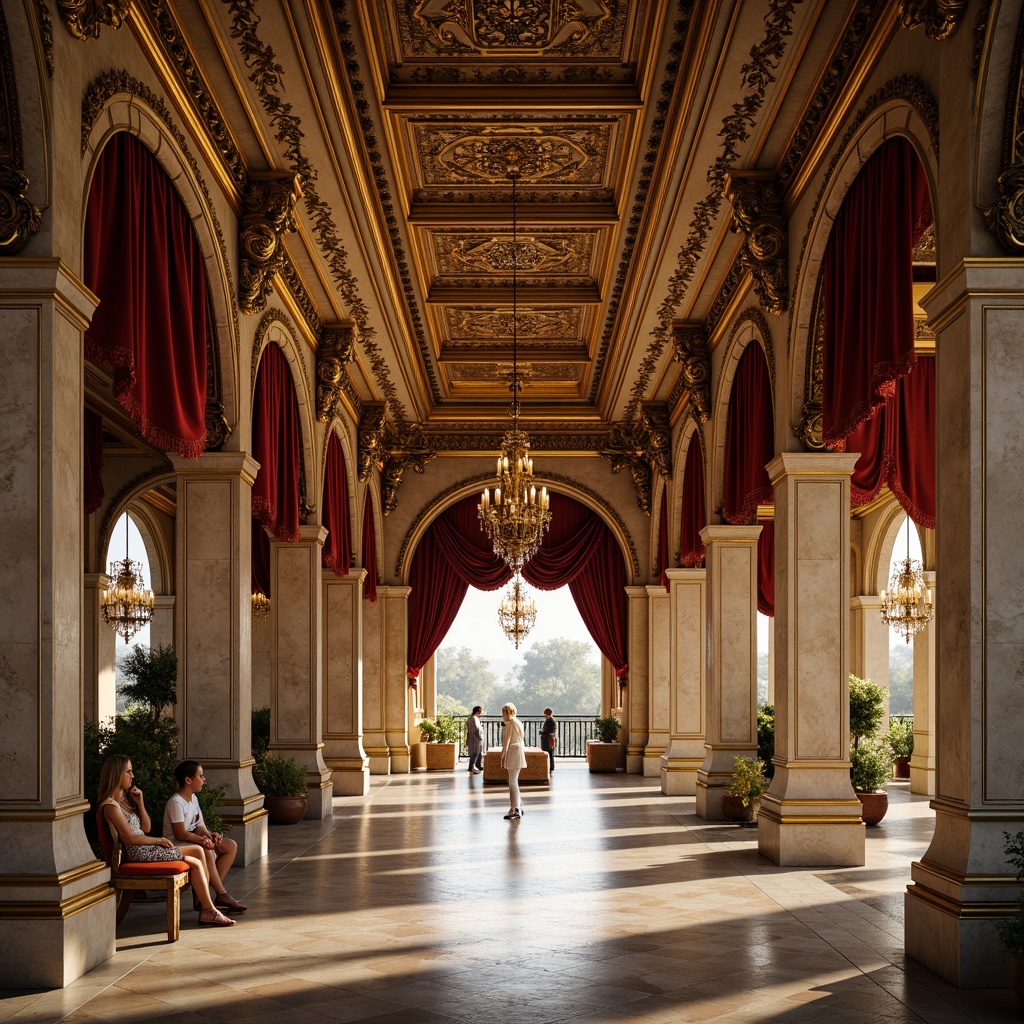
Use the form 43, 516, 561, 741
725, 172, 788, 315
239, 173, 301, 315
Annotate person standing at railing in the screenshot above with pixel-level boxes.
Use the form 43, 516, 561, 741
540, 708, 558, 772
466, 705, 485, 774
500, 702, 526, 820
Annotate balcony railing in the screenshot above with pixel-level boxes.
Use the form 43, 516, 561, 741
453, 715, 598, 759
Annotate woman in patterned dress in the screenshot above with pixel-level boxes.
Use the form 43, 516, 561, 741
500, 702, 527, 820
98, 754, 235, 927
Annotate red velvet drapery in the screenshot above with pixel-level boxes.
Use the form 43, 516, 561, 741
251, 343, 301, 543
361, 491, 378, 602
251, 518, 270, 598
567, 529, 629, 676
84, 132, 208, 457
678, 436, 706, 568
321, 432, 352, 577
723, 343, 774, 524
822, 137, 932, 445
658, 490, 670, 590
84, 409, 104, 514
757, 522, 774, 617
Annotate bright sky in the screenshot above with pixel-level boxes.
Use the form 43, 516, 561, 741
108, 512, 151, 655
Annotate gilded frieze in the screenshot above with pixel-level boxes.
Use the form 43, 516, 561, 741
239, 174, 301, 315
433, 229, 594, 278
56, 0, 129, 40
316, 323, 358, 423
449, 363, 580, 383
445, 305, 580, 341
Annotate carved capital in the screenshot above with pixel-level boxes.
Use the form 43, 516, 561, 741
671, 322, 710, 422
600, 403, 672, 516
357, 403, 436, 514
56, 0, 129, 39
357, 403, 388, 483
0, 166, 42, 254
725, 172, 788, 315
239, 173, 300, 315
984, 165, 1024, 253
316, 322, 357, 422
898, 0, 967, 40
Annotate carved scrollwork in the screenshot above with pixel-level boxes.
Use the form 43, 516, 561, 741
239, 173, 300, 315
671, 323, 710, 423
984, 165, 1024, 251
600, 403, 672, 516
316, 323, 358, 423
56, 0, 130, 39
725, 172, 788, 315
797, 273, 826, 450
0, 166, 42, 254
898, 0, 968, 40
358, 403, 436, 515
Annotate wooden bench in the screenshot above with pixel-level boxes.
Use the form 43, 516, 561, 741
482, 746, 551, 785
96, 808, 191, 942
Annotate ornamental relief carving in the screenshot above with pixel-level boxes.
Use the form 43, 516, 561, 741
671, 323, 710, 423
316, 323, 358, 423
434, 229, 594, 277
445, 306, 580, 340
600, 403, 672, 516
725, 172, 788, 315
358, 403, 437, 516
239, 174, 301, 315
898, 0, 968, 40
797, 273, 826, 451
56, 0, 130, 39
449, 363, 580, 383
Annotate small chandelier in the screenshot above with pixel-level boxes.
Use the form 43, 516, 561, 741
880, 522, 933, 644
478, 157, 552, 571
251, 591, 271, 627
498, 574, 537, 649
101, 512, 154, 643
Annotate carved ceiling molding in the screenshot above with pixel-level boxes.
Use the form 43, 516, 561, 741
395, 471, 641, 580
357, 403, 436, 516
797, 272, 826, 451
699, 260, 746, 341
434, 228, 594, 278
277, 258, 323, 339
898, 0, 968, 40
972, 0, 994, 79
624, 0, 797, 423
81, 70, 241, 385
316, 323, 358, 423
229, 0, 415, 424
56, 0, 129, 40
238, 173, 300, 315
34, 1, 54, 77
600, 403, 672, 516
725, 172, 788, 315
671, 323, 710, 424
422, 425, 608, 452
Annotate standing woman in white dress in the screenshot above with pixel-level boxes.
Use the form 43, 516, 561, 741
500, 702, 527, 819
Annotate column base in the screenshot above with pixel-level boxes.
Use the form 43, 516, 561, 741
327, 757, 370, 796
757, 795, 865, 866
305, 779, 334, 819
389, 751, 411, 774
660, 756, 703, 795
366, 747, 391, 775
219, 804, 269, 866
642, 745, 666, 778
626, 746, 644, 774
696, 745, 756, 819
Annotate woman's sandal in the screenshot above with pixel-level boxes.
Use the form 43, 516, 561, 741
214, 891, 248, 913
197, 907, 235, 927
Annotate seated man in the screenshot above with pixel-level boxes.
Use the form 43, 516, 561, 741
163, 760, 247, 914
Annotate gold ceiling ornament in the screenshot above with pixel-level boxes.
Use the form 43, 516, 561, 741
239, 173, 301, 315
880, 524, 933, 644
101, 512, 154, 643
671, 323, 711, 423
497, 574, 537, 650
56, 0, 129, 40
724, 172, 788, 315
251, 591, 271, 627
898, 0, 968, 40
478, 161, 552, 571
357, 402, 437, 516
316, 322, 358, 422
600, 403, 673, 516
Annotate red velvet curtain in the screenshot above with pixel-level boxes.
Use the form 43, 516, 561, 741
520, 493, 607, 591
678, 436, 706, 568
822, 137, 932, 445
757, 522, 774, 617
361, 491, 377, 602
84, 132, 208, 457
321, 432, 352, 577
251, 518, 270, 598
84, 409, 104, 514
568, 529, 629, 675
658, 490, 670, 590
251, 342, 300, 543
723, 343, 774, 524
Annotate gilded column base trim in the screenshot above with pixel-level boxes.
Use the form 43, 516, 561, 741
0, 860, 107, 888
218, 806, 268, 828
0, 799, 92, 823
0, 882, 114, 920
758, 794, 866, 866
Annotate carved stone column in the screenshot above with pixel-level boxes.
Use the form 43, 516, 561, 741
172, 453, 267, 864
660, 568, 706, 796
758, 452, 864, 867
643, 584, 671, 777
322, 567, 369, 796
83, 572, 115, 725
909, 571, 936, 796
269, 525, 333, 818
625, 586, 650, 774
696, 526, 760, 819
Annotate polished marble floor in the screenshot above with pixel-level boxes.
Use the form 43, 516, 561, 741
3, 765, 1022, 1024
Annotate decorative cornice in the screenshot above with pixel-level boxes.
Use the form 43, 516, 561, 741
357, 403, 436, 516
316, 323, 357, 423
671, 323, 710, 423
239, 173, 300, 315
724, 172, 788, 315
421, 428, 608, 453
600, 403, 672, 516
898, 0, 968, 40
34, 1, 54, 77
56, 0, 129, 40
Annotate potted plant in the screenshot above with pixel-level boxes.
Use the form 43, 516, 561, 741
849, 673, 890, 825
253, 754, 308, 824
723, 756, 766, 824
996, 829, 1024, 1005
424, 714, 461, 770
757, 703, 775, 778
587, 716, 622, 773
888, 716, 914, 780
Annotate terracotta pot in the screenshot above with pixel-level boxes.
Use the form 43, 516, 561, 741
1011, 956, 1024, 1006
892, 757, 911, 780
721, 795, 750, 822
263, 794, 308, 825
856, 789, 889, 826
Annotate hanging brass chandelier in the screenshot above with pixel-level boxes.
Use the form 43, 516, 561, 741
880, 521, 933, 644
101, 512, 154, 643
497, 574, 537, 650
251, 591, 271, 627
478, 161, 552, 572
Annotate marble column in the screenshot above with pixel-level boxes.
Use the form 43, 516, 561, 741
643, 584, 671, 777
758, 452, 864, 867
322, 568, 369, 796
150, 594, 175, 651
362, 588, 390, 774
905, 263, 1024, 986
83, 572, 115, 725
173, 453, 267, 864
850, 595, 891, 714
383, 587, 413, 774
269, 525, 333, 818
909, 572, 936, 796
0, 261, 114, 987
625, 586, 650, 774
660, 568, 706, 795
696, 526, 760, 820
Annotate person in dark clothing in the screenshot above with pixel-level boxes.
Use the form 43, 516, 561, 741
540, 708, 557, 771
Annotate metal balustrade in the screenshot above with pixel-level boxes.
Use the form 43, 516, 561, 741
453, 715, 598, 759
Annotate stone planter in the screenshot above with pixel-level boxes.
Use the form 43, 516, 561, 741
856, 789, 888, 826
892, 756, 911, 780
426, 742, 459, 770
586, 740, 621, 773
263, 795, 308, 825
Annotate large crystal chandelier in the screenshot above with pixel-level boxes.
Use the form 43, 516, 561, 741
497, 574, 537, 649
101, 512, 154, 643
880, 521, 933, 644
478, 160, 552, 571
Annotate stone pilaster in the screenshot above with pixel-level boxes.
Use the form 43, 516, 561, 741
83, 572, 115, 725
383, 586, 413, 773
696, 526, 760, 819
625, 586, 649, 774
906, 262, 1024, 985
173, 453, 267, 864
661, 569, 706, 795
643, 584, 670, 777
150, 594, 175, 651
758, 452, 865, 867
269, 525, 333, 818
850, 595, 891, 700
322, 567, 368, 796
0, 261, 114, 987
361, 589, 389, 774
909, 571, 936, 795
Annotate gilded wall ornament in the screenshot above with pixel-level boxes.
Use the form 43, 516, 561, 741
357, 403, 436, 515
34, 1, 55, 77
239, 173, 300, 315
725, 172, 788, 315
316, 323, 357, 423
797, 274, 826, 451
671, 323, 710, 423
57, 0, 129, 39
898, 0, 967, 40
447, 306, 579, 340
436, 230, 591, 276
600, 404, 672, 516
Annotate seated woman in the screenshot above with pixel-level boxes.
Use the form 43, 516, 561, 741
163, 759, 246, 913
98, 754, 235, 927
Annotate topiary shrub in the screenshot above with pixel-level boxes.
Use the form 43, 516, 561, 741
757, 703, 775, 777
593, 715, 620, 743
850, 742, 891, 793
253, 754, 307, 797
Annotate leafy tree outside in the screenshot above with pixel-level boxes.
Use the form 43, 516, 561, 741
435, 646, 499, 713
888, 642, 914, 715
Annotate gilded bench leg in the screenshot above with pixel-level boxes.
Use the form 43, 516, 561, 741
168, 883, 181, 942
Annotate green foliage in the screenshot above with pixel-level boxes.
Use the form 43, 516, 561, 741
1004, 830, 1024, 882
757, 704, 775, 777
251, 705, 270, 765
436, 646, 499, 713
850, 742, 891, 792
417, 717, 439, 742
593, 715, 620, 743
849, 674, 887, 748
726, 756, 766, 806
436, 693, 469, 717
253, 754, 307, 797
118, 644, 178, 723
435, 714, 461, 744
887, 716, 914, 759
196, 781, 228, 836
996, 832, 1024, 957
508, 637, 601, 715
888, 643, 914, 714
